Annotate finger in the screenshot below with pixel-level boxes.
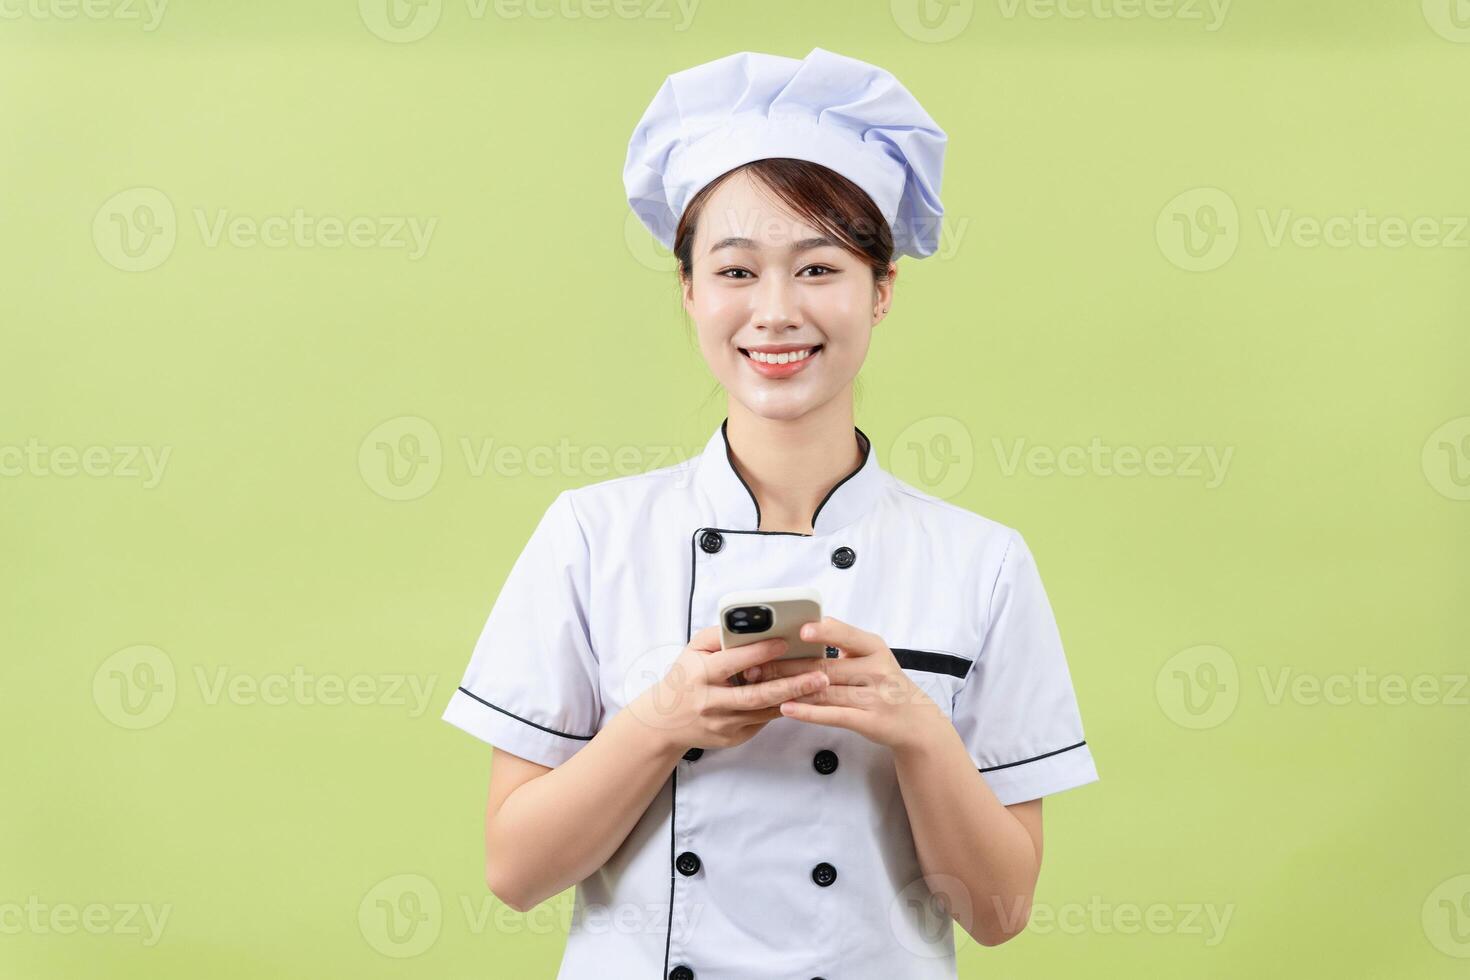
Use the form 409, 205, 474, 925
706, 637, 791, 677
790, 683, 909, 708
715, 669, 829, 712
687, 624, 724, 653
744, 656, 870, 686
778, 699, 865, 730
797, 616, 882, 657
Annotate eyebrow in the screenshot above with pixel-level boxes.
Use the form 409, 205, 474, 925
706, 235, 839, 255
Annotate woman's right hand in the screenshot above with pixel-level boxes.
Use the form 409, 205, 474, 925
629, 625, 830, 752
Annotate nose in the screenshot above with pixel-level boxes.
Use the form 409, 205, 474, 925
750, 271, 802, 333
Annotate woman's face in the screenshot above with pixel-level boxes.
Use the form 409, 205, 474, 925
681, 171, 896, 422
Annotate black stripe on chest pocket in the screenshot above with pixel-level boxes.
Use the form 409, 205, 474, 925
892, 648, 972, 678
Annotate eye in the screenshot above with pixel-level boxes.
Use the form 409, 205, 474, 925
798, 264, 838, 278
717, 267, 754, 279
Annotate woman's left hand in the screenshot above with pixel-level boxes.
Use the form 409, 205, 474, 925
738, 616, 950, 751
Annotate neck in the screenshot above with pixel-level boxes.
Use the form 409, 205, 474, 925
724, 399, 865, 534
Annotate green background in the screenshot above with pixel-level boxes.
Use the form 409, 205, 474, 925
3, 0, 1467, 976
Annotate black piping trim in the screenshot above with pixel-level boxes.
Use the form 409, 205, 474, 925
672, 524, 814, 975
978, 740, 1088, 773
454, 686, 595, 741
718, 417, 871, 533
892, 648, 972, 678
810, 426, 872, 529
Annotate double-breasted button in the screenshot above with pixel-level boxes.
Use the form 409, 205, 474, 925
676, 851, 702, 876
830, 546, 855, 569
699, 530, 724, 554
813, 749, 839, 775
811, 862, 837, 887
682, 747, 703, 762
669, 967, 694, 980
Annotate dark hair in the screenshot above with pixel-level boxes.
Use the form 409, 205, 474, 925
673, 158, 895, 285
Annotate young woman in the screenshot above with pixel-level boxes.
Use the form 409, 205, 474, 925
444, 47, 1098, 980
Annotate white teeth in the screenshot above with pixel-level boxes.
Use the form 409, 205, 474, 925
748, 347, 816, 364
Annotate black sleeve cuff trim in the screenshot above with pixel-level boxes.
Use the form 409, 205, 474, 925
892, 648, 972, 678
456, 687, 595, 741
978, 739, 1087, 773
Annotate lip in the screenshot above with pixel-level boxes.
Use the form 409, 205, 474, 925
738, 343, 822, 380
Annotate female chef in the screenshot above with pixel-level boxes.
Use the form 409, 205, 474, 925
443, 47, 1099, 980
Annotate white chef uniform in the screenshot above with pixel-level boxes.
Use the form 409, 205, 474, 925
442, 419, 1100, 980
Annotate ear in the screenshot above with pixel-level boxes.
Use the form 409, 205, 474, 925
872, 261, 899, 326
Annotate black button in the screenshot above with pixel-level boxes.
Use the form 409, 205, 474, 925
682, 747, 704, 762
812, 862, 837, 887
813, 750, 838, 775
676, 851, 702, 876
830, 546, 855, 569
669, 968, 694, 980
699, 530, 723, 554
824, 645, 839, 658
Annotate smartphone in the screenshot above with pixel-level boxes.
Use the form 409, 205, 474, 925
717, 587, 827, 671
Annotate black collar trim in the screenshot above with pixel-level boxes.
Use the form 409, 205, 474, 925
718, 417, 873, 536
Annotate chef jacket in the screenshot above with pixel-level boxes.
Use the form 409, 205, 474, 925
443, 418, 1099, 980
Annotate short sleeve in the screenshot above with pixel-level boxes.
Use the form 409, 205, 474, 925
950, 530, 1099, 805
441, 490, 603, 768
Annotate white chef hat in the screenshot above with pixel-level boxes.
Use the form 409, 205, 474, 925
623, 47, 948, 260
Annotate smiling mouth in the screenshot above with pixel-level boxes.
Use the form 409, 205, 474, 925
738, 344, 823, 365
